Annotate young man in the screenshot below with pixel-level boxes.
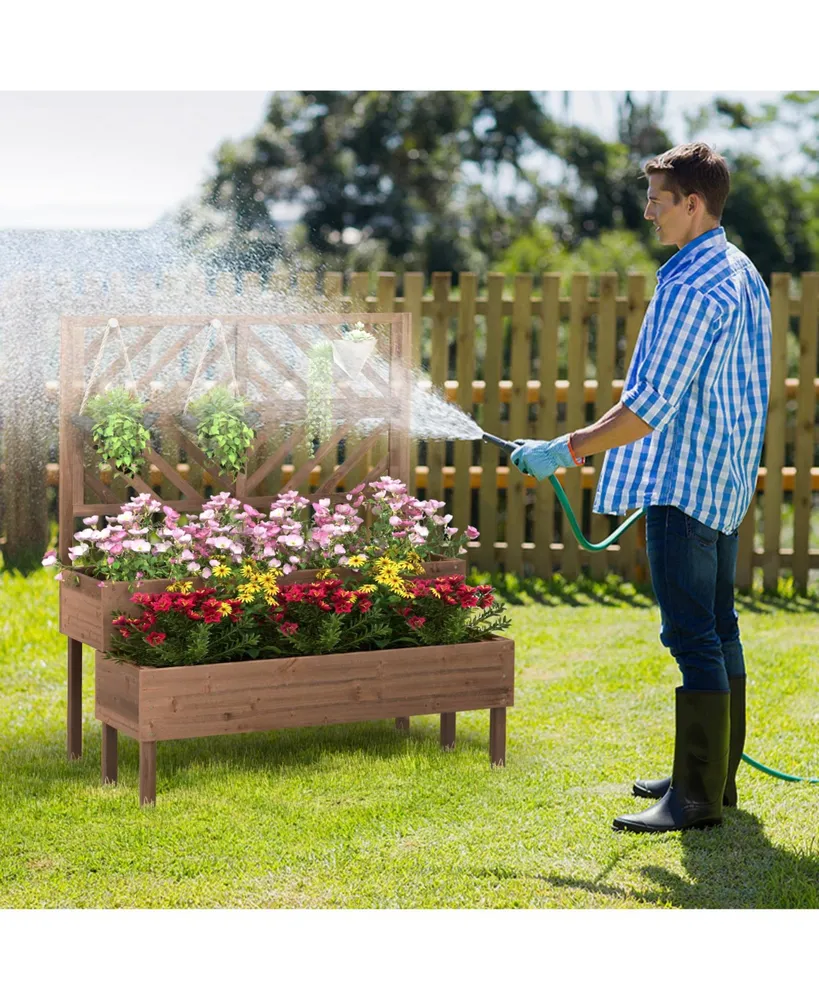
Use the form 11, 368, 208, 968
511, 142, 772, 833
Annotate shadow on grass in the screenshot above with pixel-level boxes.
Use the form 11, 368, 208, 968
468, 569, 819, 616
0, 713, 491, 799
543, 809, 819, 908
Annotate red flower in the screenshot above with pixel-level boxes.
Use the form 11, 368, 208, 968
408, 616, 426, 630
186, 610, 203, 621
118, 628, 131, 638
356, 598, 372, 613
279, 621, 298, 636
112, 615, 128, 627
153, 593, 174, 612
203, 609, 222, 624
145, 632, 166, 646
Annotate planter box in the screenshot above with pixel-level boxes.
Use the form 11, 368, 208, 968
59, 556, 466, 653
59, 572, 201, 652
95, 635, 514, 806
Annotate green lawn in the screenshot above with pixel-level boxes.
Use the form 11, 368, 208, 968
1, 567, 817, 909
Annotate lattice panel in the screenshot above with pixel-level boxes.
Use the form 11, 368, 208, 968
58, 313, 411, 558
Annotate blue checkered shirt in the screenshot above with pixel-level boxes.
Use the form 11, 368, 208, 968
593, 227, 772, 534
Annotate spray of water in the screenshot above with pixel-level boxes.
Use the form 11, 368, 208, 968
0, 222, 482, 565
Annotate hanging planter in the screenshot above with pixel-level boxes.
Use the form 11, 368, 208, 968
332, 320, 378, 379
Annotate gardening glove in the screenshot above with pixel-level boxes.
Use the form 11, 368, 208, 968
510, 433, 577, 481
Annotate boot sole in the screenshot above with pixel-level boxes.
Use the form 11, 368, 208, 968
612, 816, 723, 834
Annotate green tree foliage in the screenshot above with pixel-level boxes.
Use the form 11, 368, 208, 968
178, 91, 818, 284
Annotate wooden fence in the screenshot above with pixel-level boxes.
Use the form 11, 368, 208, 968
2, 269, 818, 592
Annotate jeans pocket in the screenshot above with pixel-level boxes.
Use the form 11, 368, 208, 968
684, 513, 719, 548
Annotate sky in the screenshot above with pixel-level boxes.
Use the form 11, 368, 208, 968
0, 90, 789, 231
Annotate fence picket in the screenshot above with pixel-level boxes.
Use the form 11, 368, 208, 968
533, 275, 560, 579
403, 272, 424, 496
454, 273, 477, 542
563, 274, 589, 581
762, 274, 791, 591
590, 273, 617, 580
505, 274, 533, 574
792, 272, 819, 593
427, 273, 451, 503
476, 274, 504, 571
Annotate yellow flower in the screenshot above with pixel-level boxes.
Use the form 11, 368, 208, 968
165, 582, 181, 593
358, 584, 376, 594
241, 562, 256, 579
166, 580, 193, 594
219, 602, 233, 616
212, 564, 232, 578
264, 592, 279, 607
316, 568, 334, 580
347, 554, 368, 568
259, 571, 281, 588
237, 583, 258, 603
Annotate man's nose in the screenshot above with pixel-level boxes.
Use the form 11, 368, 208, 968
644, 204, 653, 221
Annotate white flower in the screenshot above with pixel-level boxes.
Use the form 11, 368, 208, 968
82, 515, 99, 526
282, 535, 304, 549
67, 543, 89, 560
130, 540, 151, 553
211, 536, 232, 550
179, 549, 194, 561
41, 551, 57, 567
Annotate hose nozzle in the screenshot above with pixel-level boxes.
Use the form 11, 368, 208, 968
481, 431, 519, 457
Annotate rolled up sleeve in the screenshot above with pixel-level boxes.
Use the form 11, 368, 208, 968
621, 283, 722, 432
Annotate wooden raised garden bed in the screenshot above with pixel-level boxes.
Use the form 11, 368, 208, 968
59, 557, 466, 654
96, 636, 514, 805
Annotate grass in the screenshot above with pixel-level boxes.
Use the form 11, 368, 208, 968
1, 566, 817, 909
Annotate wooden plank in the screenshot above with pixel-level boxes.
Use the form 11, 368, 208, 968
477, 274, 504, 572
318, 428, 385, 494
563, 274, 589, 582
245, 426, 305, 495
736, 498, 756, 592
388, 314, 412, 490
440, 712, 456, 750
489, 707, 506, 766
403, 273, 425, 496
372, 274, 396, 480
533, 275, 560, 580
792, 273, 819, 593
67, 638, 83, 760
763, 274, 791, 591
453, 273, 477, 542
505, 274, 533, 574
346, 274, 374, 489
320, 277, 344, 489
139, 742, 157, 807
427, 273, 451, 503
171, 424, 233, 492
102, 724, 118, 785
589, 274, 617, 581
286, 423, 353, 492
620, 274, 647, 581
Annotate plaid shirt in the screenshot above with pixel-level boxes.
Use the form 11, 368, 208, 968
593, 227, 772, 534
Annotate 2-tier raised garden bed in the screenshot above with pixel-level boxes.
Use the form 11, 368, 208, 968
96, 635, 514, 806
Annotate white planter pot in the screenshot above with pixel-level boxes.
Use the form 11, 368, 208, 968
332, 338, 377, 379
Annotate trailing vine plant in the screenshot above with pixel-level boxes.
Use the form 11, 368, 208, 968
188, 386, 255, 477
85, 387, 151, 479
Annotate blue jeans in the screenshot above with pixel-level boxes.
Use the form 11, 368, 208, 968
645, 505, 746, 692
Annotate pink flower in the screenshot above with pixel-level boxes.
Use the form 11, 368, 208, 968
41, 550, 57, 567
465, 526, 480, 540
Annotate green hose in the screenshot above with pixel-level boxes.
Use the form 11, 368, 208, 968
482, 432, 818, 786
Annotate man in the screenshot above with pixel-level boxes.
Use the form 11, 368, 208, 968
511, 142, 772, 834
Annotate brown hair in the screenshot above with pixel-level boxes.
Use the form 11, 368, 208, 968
643, 142, 731, 220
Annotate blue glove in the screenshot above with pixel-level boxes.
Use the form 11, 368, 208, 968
510, 433, 575, 481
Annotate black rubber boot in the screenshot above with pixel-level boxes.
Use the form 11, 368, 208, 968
632, 675, 746, 807
613, 687, 730, 833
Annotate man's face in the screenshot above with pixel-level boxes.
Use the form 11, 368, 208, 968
644, 173, 690, 248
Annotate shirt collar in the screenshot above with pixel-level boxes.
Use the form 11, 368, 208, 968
657, 226, 727, 284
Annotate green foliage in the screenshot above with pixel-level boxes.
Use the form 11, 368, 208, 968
84, 388, 150, 479
179, 90, 818, 282
188, 386, 254, 477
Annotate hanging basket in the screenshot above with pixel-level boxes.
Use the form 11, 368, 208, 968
332, 338, 377, 380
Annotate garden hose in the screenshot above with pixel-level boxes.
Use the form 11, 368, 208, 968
481, 430, 819, 787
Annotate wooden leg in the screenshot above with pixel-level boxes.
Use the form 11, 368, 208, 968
102, 724, 118, 785
440, 712, 456, 750
139, 741, 157, 807
67, 638, 83, 760
489, 707, 506, 767
395, 717, 410, 732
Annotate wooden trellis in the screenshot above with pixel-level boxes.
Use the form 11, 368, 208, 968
58, 311, 412, 759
